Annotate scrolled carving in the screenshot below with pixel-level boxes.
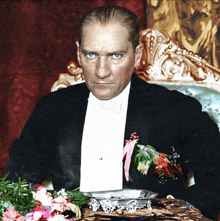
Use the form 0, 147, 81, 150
51, 61, 84, 92
136, 29, 220, 92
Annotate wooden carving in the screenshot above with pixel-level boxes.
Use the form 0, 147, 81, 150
51, 61, 84, 92
135, 29, 220, 93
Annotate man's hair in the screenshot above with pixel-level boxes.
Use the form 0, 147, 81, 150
77, 5, 142, 48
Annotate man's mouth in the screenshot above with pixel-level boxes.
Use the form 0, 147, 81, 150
95, 82, 112, 87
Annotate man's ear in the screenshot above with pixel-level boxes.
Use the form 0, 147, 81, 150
134, 43, 144, 69
76, 41, 81, 66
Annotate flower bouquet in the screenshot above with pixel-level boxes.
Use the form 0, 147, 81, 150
0, 176, 88, 221
122, 132, 183, 183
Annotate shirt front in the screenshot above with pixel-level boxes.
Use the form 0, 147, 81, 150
80, 83, 130, 192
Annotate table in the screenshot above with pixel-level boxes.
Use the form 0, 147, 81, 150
79, 198, 212, 220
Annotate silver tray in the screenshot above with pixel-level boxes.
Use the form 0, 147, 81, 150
84, 189, 158, 213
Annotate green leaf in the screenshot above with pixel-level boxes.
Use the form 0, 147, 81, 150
67, 188, 88, 208
0, 176, 37, 217
133, 144, 157, 166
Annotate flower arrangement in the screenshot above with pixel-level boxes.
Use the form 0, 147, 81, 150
122, 132, 183, 182
0, 176, 88, 221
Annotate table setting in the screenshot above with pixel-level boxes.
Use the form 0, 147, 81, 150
80, 189, 212, 220
0, 175, 214, 221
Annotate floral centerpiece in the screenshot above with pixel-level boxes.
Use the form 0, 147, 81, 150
122, 132, 184, 183
0, 176, 88, 221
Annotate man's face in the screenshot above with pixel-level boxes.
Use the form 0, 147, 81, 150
76, 21, 143, 100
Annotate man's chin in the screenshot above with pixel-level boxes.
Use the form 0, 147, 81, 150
92, 91, 115, 100
93, 94, 113, 100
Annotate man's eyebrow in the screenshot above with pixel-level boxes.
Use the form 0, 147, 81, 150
81, 49, 96, 54
108, 50, 127, 55
81, 49, 128, 55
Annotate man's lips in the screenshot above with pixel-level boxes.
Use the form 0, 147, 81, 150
94, 82, 113, 87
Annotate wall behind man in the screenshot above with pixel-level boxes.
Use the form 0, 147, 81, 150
146, 0, 220, 68
0, 0, 146, 177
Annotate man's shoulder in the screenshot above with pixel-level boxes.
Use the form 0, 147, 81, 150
37, 83, 89, 108
131, 75, 202, 108
131, 74, 176, 98
131, 74, 170, 93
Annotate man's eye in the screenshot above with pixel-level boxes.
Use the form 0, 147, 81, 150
85, 53, 96, 59
112, 53, 122, 59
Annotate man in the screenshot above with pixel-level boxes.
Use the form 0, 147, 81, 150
7, 5, 220, 219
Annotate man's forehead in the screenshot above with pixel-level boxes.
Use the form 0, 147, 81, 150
82, 20, 125, 31
80, 21, 131, 51
81, 21, 129, 41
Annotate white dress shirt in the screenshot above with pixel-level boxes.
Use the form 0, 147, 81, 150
80, 83, 130, 192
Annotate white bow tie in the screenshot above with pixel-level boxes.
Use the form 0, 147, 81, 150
90, 99, 122, 113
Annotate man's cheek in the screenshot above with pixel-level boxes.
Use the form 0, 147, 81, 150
111, 64, 126, 75
83, 67, 96, 79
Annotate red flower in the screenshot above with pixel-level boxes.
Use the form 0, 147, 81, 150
36, 184, 44, 191
154, 153, 183, 179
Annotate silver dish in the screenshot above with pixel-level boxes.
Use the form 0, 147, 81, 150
84, 189, 158, 213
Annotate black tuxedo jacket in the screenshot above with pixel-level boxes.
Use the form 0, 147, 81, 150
7, 75, 220, 219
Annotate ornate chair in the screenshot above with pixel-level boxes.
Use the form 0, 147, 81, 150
51, 28, 220, 130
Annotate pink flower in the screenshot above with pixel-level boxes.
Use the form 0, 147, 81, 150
33, 187, 53, 207
2, 208, 25, 221
51, 196, 69, 212
27, 206, 53, 221
51, 189, 71, 213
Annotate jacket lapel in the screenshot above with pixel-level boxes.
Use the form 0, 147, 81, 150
124, 75, 151, 144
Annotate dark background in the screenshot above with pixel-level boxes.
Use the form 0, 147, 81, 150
1, 0, 219, 176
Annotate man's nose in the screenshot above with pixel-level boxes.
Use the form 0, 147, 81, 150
95, 56, 111, 79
